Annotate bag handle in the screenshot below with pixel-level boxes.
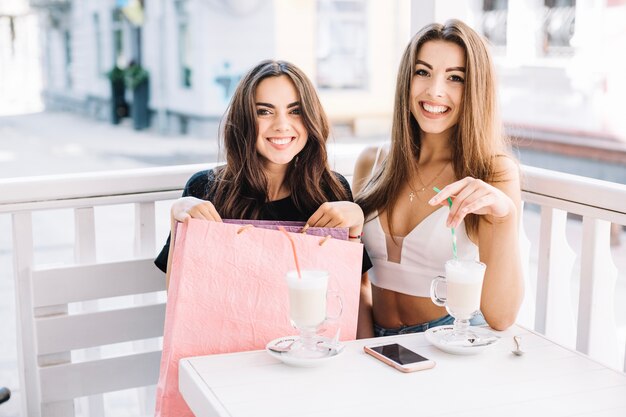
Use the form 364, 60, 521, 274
237, 223, 332, 246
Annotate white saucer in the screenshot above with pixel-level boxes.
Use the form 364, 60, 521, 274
265, 336, 344, 367
425, 325, 500, 355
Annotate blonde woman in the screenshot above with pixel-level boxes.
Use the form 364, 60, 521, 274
354, 20, 523, 338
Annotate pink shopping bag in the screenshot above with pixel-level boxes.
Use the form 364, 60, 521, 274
155, 219, 363, 417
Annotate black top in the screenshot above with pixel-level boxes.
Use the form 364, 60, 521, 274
155, 169, 372, 273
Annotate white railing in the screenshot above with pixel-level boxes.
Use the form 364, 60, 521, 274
521, 166, 626, 369
1, 164, 207, 417
1, 163, 625, 416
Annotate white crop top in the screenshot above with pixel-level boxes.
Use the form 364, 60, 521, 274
361, 208, 479, 297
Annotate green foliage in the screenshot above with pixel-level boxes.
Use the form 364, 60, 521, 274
124, 65, 149, 89
106, 66, 125, 83
107, 65, 149, 89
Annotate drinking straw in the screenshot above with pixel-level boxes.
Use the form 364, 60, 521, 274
433, 187, 458, 260
278, 226, 302, 279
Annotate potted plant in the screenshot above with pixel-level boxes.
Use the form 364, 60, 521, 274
125, 63, 150, 130
107, 66, 129, 124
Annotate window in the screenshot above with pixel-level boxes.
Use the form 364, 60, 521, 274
93, 13, 104, 76
482, 0, 508, 49
112, 9, 125, 67
178, 22, 191, 88
64, 30, 72, 88
543, 0, 576, 56
176, 0, 192, 88
316, 0, 368, 90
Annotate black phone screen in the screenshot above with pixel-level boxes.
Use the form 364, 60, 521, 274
370, 343, 429, 365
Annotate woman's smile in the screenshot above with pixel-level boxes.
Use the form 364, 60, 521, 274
419, 101, 452, 118
266, 136, 297, 147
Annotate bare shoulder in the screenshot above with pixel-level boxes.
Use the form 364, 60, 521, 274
352, 145, 389, 195
491, 154, 520, 184
355, 146, 379, 171
490, 155, 522, 206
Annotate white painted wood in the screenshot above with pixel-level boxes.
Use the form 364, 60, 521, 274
12, 212, 48, 417
1, 164, 622, 219
522, 165, 626, 215
74, 207, 96, 264
133, 201, 159, 416
533, 206, 553, 333
4, 164, 625, 416
135, 201, 156, 257
180, 360, 229, 417
577, 217, 619, 368
522, 191, 626, 225
0, 163, 208, 207
73, 207, 105, 417
7, 173, 174, 416
179, 326, 626, 417
17, 212, 76, 417
31, 258, 165, 307
534, 207, 576, 346
40, 401, 78, 417
35, 304, 166, 355
516, 203, 535, 328
0, 190, 181, 213
39, 351, 162, 403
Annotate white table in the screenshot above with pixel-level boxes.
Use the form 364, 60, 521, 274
179, 325, 626, 417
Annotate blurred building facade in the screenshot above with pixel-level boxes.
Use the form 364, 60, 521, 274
29, 0, 407, 136
0, 0, 42, 115
29, 0, 626, 144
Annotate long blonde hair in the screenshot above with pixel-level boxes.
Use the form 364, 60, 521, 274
356, 19, 511, 237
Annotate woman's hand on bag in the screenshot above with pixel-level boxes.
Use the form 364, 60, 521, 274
429, 177, 515, 228
306, 201, 364, 236
171, 196, 223, 223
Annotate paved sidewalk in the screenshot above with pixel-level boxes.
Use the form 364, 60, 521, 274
0, 111, 379, 178
0, 111, 219, 177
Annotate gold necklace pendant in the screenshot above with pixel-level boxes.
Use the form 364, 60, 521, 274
409, 161, 450, 204
416, 162, 450, 192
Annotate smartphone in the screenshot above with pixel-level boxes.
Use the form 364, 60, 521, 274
364, 343, 436, 373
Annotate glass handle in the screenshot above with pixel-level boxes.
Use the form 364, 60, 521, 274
430, 276, 447, 307
326, 290, 343, 321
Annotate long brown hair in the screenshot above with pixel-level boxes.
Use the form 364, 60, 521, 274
210, 60, 348, 219
356, 19, 512, 237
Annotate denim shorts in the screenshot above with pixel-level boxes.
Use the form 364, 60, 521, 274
373, 312, 487, 337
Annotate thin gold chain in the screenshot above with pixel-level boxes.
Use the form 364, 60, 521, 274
408, 161, 450, 203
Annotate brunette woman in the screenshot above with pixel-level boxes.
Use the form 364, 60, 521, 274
156, 60, 367, 287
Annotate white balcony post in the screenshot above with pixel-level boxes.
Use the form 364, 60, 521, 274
12, 212, 43, 417
515, 205, 535, 328
534, 207, 576, 346
577, 217, 619, 368
74, 207, 96, 264
74, 207, 105, 417
134, 202, 156, 257
134, 201, 159, 416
